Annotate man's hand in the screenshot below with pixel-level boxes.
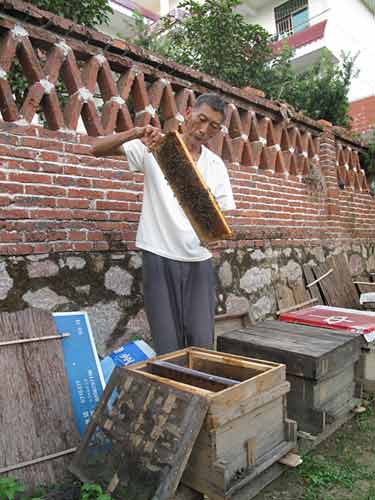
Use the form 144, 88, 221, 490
141, 126, 164, 149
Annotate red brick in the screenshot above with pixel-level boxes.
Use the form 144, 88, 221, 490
14, 196, 56, 208
73, 242, 94, 251
97, 200, 129, 211
72, 210, 107, 220
8, 172, 53, 184
57, 198, 90, 209
107, 191, 139, 202
69, 231, 87, 240
25, 185, 66, 197
87, 231, 105, 241
68, 188, 103, 199
0, 231, 23, 242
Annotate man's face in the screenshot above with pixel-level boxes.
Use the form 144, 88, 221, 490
184, 103, 224, 146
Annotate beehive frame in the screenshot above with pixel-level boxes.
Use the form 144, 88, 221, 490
151, 131, 233, 242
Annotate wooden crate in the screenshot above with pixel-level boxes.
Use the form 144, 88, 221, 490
357, 341, 375, 392
129, 347, 297, 500
217, 321, 362, 435
151, 131, 232, 242
280, 305, 375, 394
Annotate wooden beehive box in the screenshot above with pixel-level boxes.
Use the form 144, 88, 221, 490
280, 304, 375, 394
70, 347, 296, 500
151, 131, 232, 242
130, 347, 296, 499
217, 321, 362, 435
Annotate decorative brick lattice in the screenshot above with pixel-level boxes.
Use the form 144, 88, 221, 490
0, 8, 368, 187
336, 142, 368, 192
0, 10, 341, 181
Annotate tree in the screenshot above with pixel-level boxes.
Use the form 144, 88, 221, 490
29, 0, 112, 28
10, 0, 113, 107
135, 0, 278, 89
281, 50, 358, 128
131, 0, 358, 128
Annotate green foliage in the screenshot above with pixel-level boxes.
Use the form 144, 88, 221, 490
281, 49, 358, 127
135, 0, 274, 89
131, 0, 358, 127
0, 477, 112, 500
130, 11, 172, 55
80, 483, 112, 500
0, 477, 24, 500
299, 453, 371, 500
362, 129, 375, 174
28, 0, 112, 28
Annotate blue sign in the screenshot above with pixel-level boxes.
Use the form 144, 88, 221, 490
53, 312, 105, 437
101, 340, 155, 384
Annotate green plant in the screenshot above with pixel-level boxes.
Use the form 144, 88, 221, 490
131, 0, 357, 127
282, 49, 359, 128
134, 0, 274, 89
80, 483, 112, 500
28, 0, 112, 28
299, 452, 371, 500
0, 477, 25, 500
362, 129, 375, 175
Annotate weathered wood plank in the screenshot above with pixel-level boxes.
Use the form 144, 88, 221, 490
303, 263, 324, 304
0, 309, 79, 489
330, 254, 360, 308
310, 260, 339, 306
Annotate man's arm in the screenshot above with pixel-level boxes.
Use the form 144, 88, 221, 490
91, 126, 163, 157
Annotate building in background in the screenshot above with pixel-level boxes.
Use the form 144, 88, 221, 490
238, 0, 375, 137
102, 0, 179, 37
101, 0, 375, 136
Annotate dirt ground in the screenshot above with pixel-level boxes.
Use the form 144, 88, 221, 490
13, 398, 375, 500
254, 397, 375, 500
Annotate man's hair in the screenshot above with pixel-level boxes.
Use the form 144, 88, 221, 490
194, 93, 225, 118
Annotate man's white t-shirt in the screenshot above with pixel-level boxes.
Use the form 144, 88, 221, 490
124, 139, 235, 262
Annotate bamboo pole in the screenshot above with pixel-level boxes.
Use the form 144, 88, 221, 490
306, 268, 333, 288
0, 333, 70, 347
0, 448, 77, 475
276, 297, 318, 315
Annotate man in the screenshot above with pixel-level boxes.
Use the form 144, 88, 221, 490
92, 93, 235, 354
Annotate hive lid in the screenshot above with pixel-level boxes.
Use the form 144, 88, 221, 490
280, 305, 375, 342
70, 367, 209, 500
217, 320, 361, 381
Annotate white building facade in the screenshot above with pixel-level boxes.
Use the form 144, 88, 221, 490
239, 0, 375, 104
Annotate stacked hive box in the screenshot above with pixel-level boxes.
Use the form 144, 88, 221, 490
280, 305, 375, 393
218, 321, 362, 435
70, 347, 297, 500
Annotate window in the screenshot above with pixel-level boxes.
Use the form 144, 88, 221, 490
275, 0, 309, 37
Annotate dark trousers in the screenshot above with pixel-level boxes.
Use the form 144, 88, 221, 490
142, 250, 215, 355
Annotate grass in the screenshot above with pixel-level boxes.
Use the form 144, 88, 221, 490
255, 397, 375, 500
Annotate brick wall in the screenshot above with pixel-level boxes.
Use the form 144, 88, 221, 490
0, 125, 140, 254
349, 95, 375, 136
0, 122, 373, 255
0, 0, 374, 352
0, 0, 372, 255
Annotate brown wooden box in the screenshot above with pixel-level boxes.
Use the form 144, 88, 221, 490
217, 321, 362, 435
129, 347, 297, 500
